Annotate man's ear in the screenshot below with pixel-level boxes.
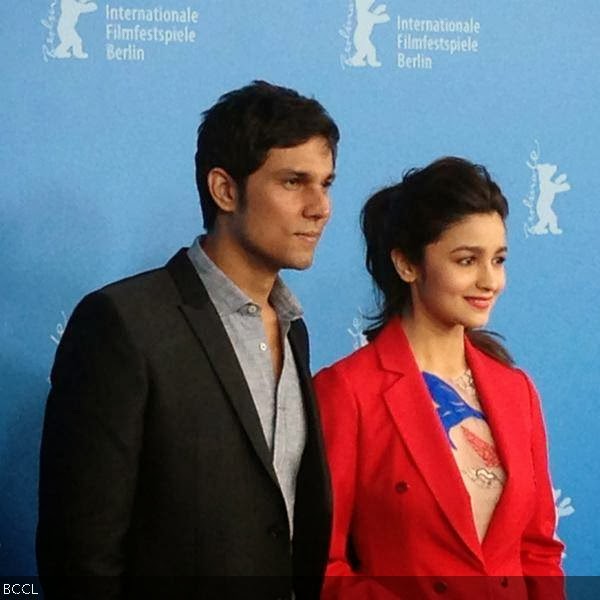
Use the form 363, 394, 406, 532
206, 168, 240, 214
390, 249, 418, 283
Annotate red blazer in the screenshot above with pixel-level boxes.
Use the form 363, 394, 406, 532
314, 318, 564, 600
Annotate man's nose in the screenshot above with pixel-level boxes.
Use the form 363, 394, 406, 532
304, 186, 331, 221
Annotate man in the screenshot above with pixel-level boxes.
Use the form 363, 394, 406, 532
37, 81, 339, 599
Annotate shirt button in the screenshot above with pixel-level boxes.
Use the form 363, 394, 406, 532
433, 580, 447, 594
395, 480, 409, 493
259, 342, 268, 352
268, 524, 283, 539
247, 304, 258, 315
500, 577, 509, 587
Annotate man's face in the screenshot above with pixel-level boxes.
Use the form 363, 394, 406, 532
229, 136, 335, 274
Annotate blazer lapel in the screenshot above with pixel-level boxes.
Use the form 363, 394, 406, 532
288, 318, 333, 559
288, 320, 319, 442
288, 319, 331, 490
374, 319, 484, 561
466, 341, 534, 555
166, 249, 278, 486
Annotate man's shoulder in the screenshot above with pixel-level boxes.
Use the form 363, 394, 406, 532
97, 263, 173, 303
91, 248, 191, 306
70, 249, 195, 329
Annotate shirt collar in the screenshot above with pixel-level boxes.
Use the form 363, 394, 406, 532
187, 236, 303, 322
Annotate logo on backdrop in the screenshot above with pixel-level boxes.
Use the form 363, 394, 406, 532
523, 140, 571, 237
48, 310, 69, 383
554, 487, 575, 521
339, 2, 481, 71
553, 487, 574, 558
50, 310, 69, 347
340, 0, 390, 68
43, 0, 98, 61
348, 313, 368, 349
42, 2, 200, 62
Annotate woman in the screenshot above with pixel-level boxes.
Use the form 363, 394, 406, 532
314, 157, 564, 600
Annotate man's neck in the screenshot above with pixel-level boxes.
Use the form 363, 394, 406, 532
201, 234, 277, 307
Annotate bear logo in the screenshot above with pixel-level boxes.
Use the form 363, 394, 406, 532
528, 162, 571, 235
346, 0, 390, 67
52, 0, 98, 59
553, 488, 574, 559
348, 315, 368, 349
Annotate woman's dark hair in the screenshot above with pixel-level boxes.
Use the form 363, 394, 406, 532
361, 156, 513, 365
196, 80, 339, 232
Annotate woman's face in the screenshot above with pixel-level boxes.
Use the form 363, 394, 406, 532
409, 212, 507, 331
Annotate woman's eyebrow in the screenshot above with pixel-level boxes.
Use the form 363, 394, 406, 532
450, 245, 508, 253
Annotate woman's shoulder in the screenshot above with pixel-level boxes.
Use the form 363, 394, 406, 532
314, 317, 413, 392
469, 341, 539, 399
316, 340, 377, 377
313, 340, 382, 394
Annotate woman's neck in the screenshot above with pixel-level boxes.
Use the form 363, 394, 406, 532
400, 312, 467, 380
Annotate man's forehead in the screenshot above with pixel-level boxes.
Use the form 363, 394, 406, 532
264, 137, 333, 168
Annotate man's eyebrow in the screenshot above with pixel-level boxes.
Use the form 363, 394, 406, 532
275, 169, 309, 178
274, 169, 336, 182
450, 245, 508, 253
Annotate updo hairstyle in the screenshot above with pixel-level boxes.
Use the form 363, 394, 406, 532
361, 156, 512, 364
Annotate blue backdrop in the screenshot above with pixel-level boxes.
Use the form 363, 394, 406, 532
2, 0, 598, 576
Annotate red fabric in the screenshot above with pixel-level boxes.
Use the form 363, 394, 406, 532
314, 318, 564, 600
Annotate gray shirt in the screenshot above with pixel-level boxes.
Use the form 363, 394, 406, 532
187, 237, 307, 536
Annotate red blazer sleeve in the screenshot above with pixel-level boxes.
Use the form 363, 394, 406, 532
519, 372, 565, 599
314, 365, 400, 600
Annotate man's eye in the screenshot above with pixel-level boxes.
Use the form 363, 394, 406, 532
458, 257, 475, 266
283, 179, 300, 189
494, 256, 507, 265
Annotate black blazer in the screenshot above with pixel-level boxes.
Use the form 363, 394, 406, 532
37, 249, 332, 599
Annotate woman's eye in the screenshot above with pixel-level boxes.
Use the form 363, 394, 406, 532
458, 257, 475, 266
494, 256, 507, 265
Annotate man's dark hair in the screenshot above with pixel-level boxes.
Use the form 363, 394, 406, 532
195, 80, 340, 231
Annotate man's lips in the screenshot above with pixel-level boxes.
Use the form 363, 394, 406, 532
464, 296, 494, 309
295, 232, 321, 243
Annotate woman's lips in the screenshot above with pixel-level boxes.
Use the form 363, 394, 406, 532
464, 296, 493, 310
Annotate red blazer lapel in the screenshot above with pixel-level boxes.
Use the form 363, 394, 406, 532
373, 319, 483, 561
466, 341, 535, 556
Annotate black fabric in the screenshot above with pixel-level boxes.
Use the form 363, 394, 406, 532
37, 249, 332, 599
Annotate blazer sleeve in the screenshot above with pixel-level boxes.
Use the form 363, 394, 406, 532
314, 365, 401, 600
37, 291, 147, 599
519, 372, 565, 600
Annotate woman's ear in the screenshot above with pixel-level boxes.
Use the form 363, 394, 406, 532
206, 167, 240, 214
390, 249, 417, 283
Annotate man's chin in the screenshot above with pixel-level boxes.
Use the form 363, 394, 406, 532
284, 264, 312, 272
281, 254, 315, 271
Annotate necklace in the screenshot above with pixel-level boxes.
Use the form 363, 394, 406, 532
461, 466, 505, 489
452, 368, 475, 395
